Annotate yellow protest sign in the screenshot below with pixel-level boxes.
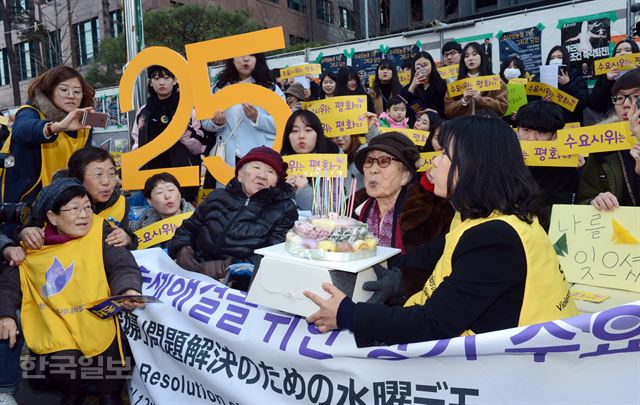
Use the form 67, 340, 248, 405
0, 116, 8, 126
279, 64, 322, 79
548, 205, 640, 292
197, 188, 212, 204
520, 141, 579, 167
508, 78, 528, 85
380, 127, 429, 146
301, 96, 367, 137
398, 70, 411, 86
110, 152, 122, 168
417, 152, 439, 172
555, 121, 636, 155
437, 65, 458, 80
504, 83, 528, 116
525, 82, 578, 112
284, 153, 348, 177
368, 74, 375, 88
563, 122, 581, 129
447, 75, 501, 98
135, 211, 193, 250
593, 53, 640, 75
359, 136, 366, 144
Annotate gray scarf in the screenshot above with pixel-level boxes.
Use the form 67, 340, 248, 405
32, 88, 68, 122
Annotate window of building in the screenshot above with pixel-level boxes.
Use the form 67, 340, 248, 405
16, 41, 37, 80
475, 0, 498, 10
445, 0, 459, 17
339, 7, 353, 30
410, 0, 423, 22
0, 49, 10, 86
12, 0, 29, 14
317, 0, 332, 23
111, 9, 123, 37
75, 18, 100, 65
380, 0, 390, 29
46, 30, 62, 69
287, 0, 306, 13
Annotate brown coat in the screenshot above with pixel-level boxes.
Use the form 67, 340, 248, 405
444, 80, 508, 118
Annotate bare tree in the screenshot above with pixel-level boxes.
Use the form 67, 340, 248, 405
101, 0, 113, 39
0, 1, 23, 106
65, 0, 78, 66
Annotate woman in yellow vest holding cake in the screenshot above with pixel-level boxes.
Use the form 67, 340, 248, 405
0, 179, 142, 404
305, 115, 578, 347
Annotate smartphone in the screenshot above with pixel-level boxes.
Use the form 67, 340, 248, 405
81, 111, 109, 128
558, 65, 568, 75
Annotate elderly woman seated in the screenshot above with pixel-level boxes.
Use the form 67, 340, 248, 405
0, 178, 143, 405
168, 147, 298, 288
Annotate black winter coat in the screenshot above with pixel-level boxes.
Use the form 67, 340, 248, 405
168, 179, 298, 264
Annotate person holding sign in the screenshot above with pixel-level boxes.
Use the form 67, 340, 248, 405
444, 42, 508, 118
281, 110, 340, 210
545, 46, 588, 124
588, 39, 640, 117
401, 52, 447, 120
578, 68, 640, 210
369, 59, 403, 116
318, 71, 338, 99
305, 116, 578, 346
336, 67, 375, 114
0, 178, 143, 404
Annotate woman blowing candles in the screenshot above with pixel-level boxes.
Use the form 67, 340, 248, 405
305, 116, 578, 347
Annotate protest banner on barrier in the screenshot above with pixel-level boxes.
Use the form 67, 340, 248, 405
318, 54, 347, 72
280, 64, 322, 80
497, 26, 543, 80
134, 212, 193, 250
417, 152, 439, 172
301, 96, 367, 137
593, 52, 640, 75
555, 121, 636, 155
520, 141, 579, 167
284, 154, 347, 177
559, 13, 611, 81
352, 49, 383, 78
549, 205, 640, 292
525, 82, 579, 112
380, 127, 429, 146
437, 64, 459, 80
123, 249, 640, 405
447, 75, 501, 97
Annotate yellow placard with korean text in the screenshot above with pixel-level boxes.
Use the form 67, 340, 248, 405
520, 141, 579, 167
508, 78, 528, 85
368, 74, 375, 88
301, 96, 367, 137
284, 153, 348, 177
197, 188, 212, 204
417, 152, 439, 172
556, 121, 636, 155
548, 205, 640, 292
279, 64, 322, 80
447, 75, 501, 98
135, 211, 193, 250
110, 152, 122, 168
525, 82, 578, 112
593, 53, 640, 76
380, 127, 429, 146
563, 122, 581, 129
0, 116, 8, 126
437, 65, 458, 80
398, 71, 411, 86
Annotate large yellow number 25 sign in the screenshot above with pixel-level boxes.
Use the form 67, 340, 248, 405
118, 27, 292, 190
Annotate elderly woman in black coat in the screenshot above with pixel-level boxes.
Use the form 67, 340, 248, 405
168, 147, 298, 284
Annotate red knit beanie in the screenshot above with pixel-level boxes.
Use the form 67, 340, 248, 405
235, 146, 288, 181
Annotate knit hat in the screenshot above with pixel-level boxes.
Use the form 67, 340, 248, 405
32, 178, 85, 221
235, 146, 289, 181
355, 132, 422, 179
285, 82, 305, 101
441, 41, 462, 54
147, 65, 175, 79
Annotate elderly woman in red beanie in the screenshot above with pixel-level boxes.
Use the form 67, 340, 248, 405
168, 146, 298, 287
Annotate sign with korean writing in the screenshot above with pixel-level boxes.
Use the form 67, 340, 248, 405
520, 141, 579, 167
508, 78, 528, 85
505, 83, 528, 116
380, 127, 429, 146
417, 152, 439, 172
352, 49, 383, 78
279, 64, 322, 79
593, 52, 640, 75
398, 70, 411, 86
284, 153, 347, 177
318, 54, 347, 72
123, 248, 640, 405
525, 82, 579, 112
556, 121, 636, 155
560, 14, 611, 81
447, 75, 501, 98
549, 205, 640, 292
564, 122, 581, 129
135, 212, 193, 250
301, 95, 367, 137
86, 295, 161, 319
498, 26, 543, 80
437, 65, 459, 80
387, 44, 418, 72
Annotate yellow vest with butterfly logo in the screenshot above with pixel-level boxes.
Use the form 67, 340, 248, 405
98, 194, 127, 227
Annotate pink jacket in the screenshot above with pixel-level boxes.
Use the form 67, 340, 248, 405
379, 111, 409, 129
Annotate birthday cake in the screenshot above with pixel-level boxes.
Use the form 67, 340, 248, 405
285, 214, 378, 261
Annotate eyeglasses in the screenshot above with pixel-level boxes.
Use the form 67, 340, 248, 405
363, 156, 401, 169
443, 50, 460, 58
88, 172, 117, 181
59, 204, 94, 217
611, 93, 639, 105
56, 86, 84, 99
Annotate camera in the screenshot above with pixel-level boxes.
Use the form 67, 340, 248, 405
0, 153, 14, 168
0, 202, 30, 225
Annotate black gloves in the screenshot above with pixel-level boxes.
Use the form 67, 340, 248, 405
363, 264, 404, 304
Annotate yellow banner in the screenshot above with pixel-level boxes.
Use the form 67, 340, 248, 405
284, 153, 348, 177
197, 188, 212, 204
593, 53, 640, 76
520, 141, 579, 167
301, 96, 367, 137
279, 64, 322, 79
380, 127, 429, 146
398, 70, 411, 86
368, 74, 375, 88
563, 122, 581, 129
447, 75, 501, 98
556, 121, 636, 155
548, 205, 640, 292
437, 65, 458, 80
135, 211, 193, 250
417, 152, 439, 172
525, 82, 578, 112
508, 78, 528, 85
111, 152, 122, 168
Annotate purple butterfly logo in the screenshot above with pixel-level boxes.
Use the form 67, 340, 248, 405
41, 257, 74, 298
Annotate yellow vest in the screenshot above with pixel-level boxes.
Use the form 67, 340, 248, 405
0, 105, 90, 201
405, 212, 578, 334
98, 194, 127, 227
19, 216, 116, 356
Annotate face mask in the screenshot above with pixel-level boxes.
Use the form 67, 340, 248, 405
548, 58, 563, 65
504, 68, 521, 79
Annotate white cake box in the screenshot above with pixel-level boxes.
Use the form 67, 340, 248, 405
247, 243, 401, 317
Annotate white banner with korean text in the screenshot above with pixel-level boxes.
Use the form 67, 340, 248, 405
123, 249, 640, 405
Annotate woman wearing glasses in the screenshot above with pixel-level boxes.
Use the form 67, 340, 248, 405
577, 68, 640, 210
0, 66, 94, 207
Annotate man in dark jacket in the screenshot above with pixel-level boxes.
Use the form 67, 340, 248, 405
168, 147, 298, 282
